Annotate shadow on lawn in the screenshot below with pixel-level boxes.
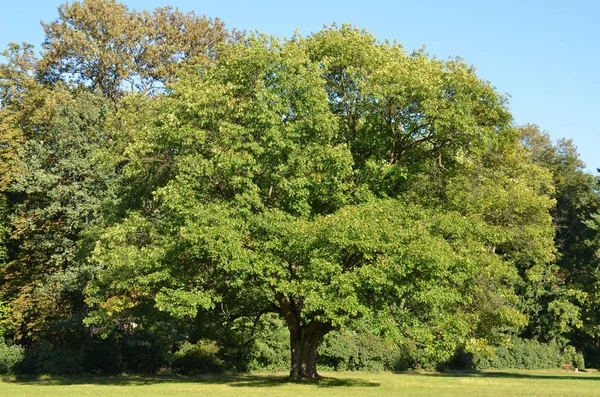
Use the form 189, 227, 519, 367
415, 370, 600, 382
5, 370, 597, 387
1, 374, 380, 388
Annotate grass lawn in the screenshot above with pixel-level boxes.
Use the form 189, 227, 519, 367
1, 369, 599, 396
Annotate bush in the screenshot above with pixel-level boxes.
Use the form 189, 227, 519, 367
119, 335, 167, 373
117, 322, 179, 373
448, 338, 585, 370
17, 343, 84, 375
15, 322, 180, 375
0, 339, 24, 374
204, 313, 290, 372
244, 317, 289, 372
172, 340, 224, 374
562, 345, 585, 369
83, 338, 123, 374
319, 331, 401, 371
394, 340, 446, 371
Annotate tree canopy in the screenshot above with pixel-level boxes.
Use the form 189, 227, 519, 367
38, 0, 243, 99
85, 27, 550, 378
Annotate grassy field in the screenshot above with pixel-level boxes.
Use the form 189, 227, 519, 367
1, 369, 599, 397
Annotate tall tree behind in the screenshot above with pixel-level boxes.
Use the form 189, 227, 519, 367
0, 43, 39, 193
580, 210, 600, 364
0, 86, 115, 344
521, 125, 600, 352
521, 125, 599, 259
37, 0, 243, 100
0, 44, 41, 336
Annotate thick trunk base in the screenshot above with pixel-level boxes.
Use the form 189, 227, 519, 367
277, 294, 330, 380
288, 321, 325, 380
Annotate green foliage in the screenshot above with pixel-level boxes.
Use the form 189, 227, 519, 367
0, 42, 38, 194
562, 345, 585, 369
0, 0, 244, 353
520, 125, 600, 355
82, 338, 123, 374
242, 315, 290, 372
116, 322, 181, 374
1, 87, 116, 343
172, 340, 224, 375
0, 339, 24, 374
38, 0, 243, 99
17, 343, 84, 375
3, 1, 598, 377
0, 199, 7, 268
320, 331, 401, 371
0, 301, 10, 339
450, 338, 584, 370
439, 127, 558, 348
85, 25, 536, 378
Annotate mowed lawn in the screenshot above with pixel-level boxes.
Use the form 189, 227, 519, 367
1, 369, 599, 397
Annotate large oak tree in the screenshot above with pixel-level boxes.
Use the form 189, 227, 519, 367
87, 27, 549, 378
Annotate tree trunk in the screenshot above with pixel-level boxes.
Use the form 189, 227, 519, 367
289, 320, 324, 379
277, 293, 330, 380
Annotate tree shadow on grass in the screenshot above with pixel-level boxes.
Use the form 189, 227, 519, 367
1, 374, 379, 388
413, 370, 600, 382
229, 376, 379, 388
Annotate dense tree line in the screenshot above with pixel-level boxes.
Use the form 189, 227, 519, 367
0, 0, 598, 379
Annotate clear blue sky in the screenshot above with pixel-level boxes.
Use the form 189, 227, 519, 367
1, 0, 598, 172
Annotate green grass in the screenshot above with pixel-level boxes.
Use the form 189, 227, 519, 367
2, 369, 599, 396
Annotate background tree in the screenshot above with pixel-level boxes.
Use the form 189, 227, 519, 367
38, 0, 243, 100
0, 86, 115, 345
521, 125, 600, 362
441, 127, 560, 345
578, 211, 600, 364
0, 42, 43, 341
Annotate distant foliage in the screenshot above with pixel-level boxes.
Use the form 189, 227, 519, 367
172, 340, 224, 375
82, 338, 123, 374
320, 331, 401, 371
39, 0, 243, 99
449, 338, 585, 370
17, 343, 84, 375
0, 339, 24, 374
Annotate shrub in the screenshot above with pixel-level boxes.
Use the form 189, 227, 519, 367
172, 340, 224, 374
244, 318, 289, 372
562, 345, 585, 369
83, 338, 123, 374
117, 322, 179, 373
17, 343, 84, 375
0, 339, 24, 374
206, 313, 290, 372
120, 335, 166, 373
448, 338, 585, 370
319, 331, 401, 371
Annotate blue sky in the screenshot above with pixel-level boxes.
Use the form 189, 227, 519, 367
1, 0, 598, 171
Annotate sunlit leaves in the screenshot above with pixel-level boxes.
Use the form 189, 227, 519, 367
86, 27, 531, 366
38, 0, 243, 99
